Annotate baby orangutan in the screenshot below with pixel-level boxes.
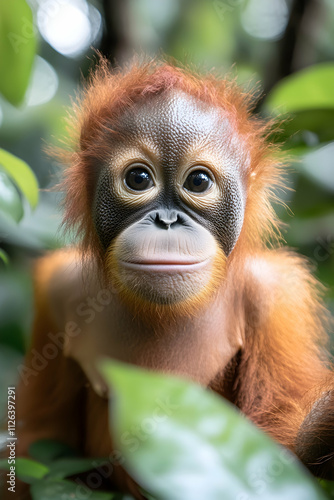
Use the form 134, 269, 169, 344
15, 59, 334, 496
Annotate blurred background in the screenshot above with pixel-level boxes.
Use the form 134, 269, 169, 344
0, 0, 333, 424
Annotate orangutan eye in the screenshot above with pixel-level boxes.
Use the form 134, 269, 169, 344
184, 170, 213, 193
125, 167, 154, 191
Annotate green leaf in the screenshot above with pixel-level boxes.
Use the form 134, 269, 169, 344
30, 479, 115, 500
29, 440, 78, 465
265, 63, 334, 114
0, 170, 24, 222
100, 360, 328, 500
0, 0, 37, 105
264, 65, 334, 144
0, 149, 38, 208
47, 457, 109, 480
1, 457, 50, 484
0, 249, 9, 265
17, 457, 50, 483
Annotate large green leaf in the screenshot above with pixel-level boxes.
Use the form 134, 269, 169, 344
100, 360, 328, 500
0, 170, 24, 222
30, 479, 115, 500
265, 63, 334, 114
0, 0, 37, 105
0, 149, 38, 208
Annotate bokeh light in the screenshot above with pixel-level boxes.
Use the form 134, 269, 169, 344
37, 0, 102, 58
25, 56, 58, 106
241, 0, 289, 41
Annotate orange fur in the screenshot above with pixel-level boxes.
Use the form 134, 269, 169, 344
233, 250, 331, 448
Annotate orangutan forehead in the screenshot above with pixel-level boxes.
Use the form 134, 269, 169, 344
120, 90, 230, 150
113, 89, 248, 170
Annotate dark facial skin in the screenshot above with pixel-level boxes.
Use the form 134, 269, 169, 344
93, 90, 248, 253
92, 90, 248, 305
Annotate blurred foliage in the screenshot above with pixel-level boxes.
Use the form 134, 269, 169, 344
101, 361, 328, 500
1, 361, 333, 499
0, 441, 125, 498
0, 0, 37, 105
1, 361, 332, 499
265, 64, 334, 114
0, 0, 333, 498
0, 148, 39, 213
